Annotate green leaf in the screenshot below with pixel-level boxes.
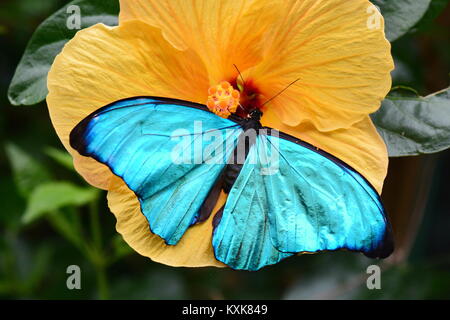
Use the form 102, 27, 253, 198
415, 0, 450, 31
4, 143, 52, 198
45, 146, 74, 171
372, 0, 431, 41
23, 181, 99, 224
8, 0, 119, 106
371, 88, 450, 157
0, 177, 25, 230
111, 234, 133, 261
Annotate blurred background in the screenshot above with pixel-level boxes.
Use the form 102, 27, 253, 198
0, 0, 449, 299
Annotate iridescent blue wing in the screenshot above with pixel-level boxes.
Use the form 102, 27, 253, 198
70, 97, 242, 245
212, 140, 293, 270
213, 129, 393, 270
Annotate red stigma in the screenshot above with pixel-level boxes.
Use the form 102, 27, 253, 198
229, 78, 264, 118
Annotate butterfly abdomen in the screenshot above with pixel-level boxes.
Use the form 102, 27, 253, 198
197, 120, 260, 223
223, 163, 242, 193
223, 122, 260, 193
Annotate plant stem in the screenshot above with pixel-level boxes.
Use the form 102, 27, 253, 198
95, 261, 109, 300
47, 195, 110, 299
89, 195, 102, 250
88, 194, 110, 300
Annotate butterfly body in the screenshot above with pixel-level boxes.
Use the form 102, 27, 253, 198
70, 96, 394, 270
223, 111, 262, 193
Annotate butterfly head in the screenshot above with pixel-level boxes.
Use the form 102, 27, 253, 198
238, 109, 263, 132
249, 109, 262, 121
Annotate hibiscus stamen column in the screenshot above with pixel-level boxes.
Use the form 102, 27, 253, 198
207, 81, 241, 117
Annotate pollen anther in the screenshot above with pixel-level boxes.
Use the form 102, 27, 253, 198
206, 81, 240, 118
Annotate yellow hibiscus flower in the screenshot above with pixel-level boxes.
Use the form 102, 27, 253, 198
47, 0, 393, 268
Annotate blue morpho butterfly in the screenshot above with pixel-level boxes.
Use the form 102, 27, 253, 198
70, 95, 394, 271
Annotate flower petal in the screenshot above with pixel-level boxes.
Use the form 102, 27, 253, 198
47, 21, 209, 188
108, 176, 226, 267
261, 108, 388, 194
119, 0, 281, 83
249, 0, 393, 130
73, 156, 112, 190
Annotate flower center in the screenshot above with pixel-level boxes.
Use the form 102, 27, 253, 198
206, 81, 241, 118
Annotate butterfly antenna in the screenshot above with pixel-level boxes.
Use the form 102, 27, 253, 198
261, 78, 301, 107
237, 103, 246, 113
233, 64, 247, 114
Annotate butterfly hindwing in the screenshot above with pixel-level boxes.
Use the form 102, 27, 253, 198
261, 131, 393, 256
212, 139, 293, 271
70, 97, 242, 245
212, 130, 393, 270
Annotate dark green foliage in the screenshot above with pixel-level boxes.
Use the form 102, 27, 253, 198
1, 0, 449, 299
7, 0, 119, 106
